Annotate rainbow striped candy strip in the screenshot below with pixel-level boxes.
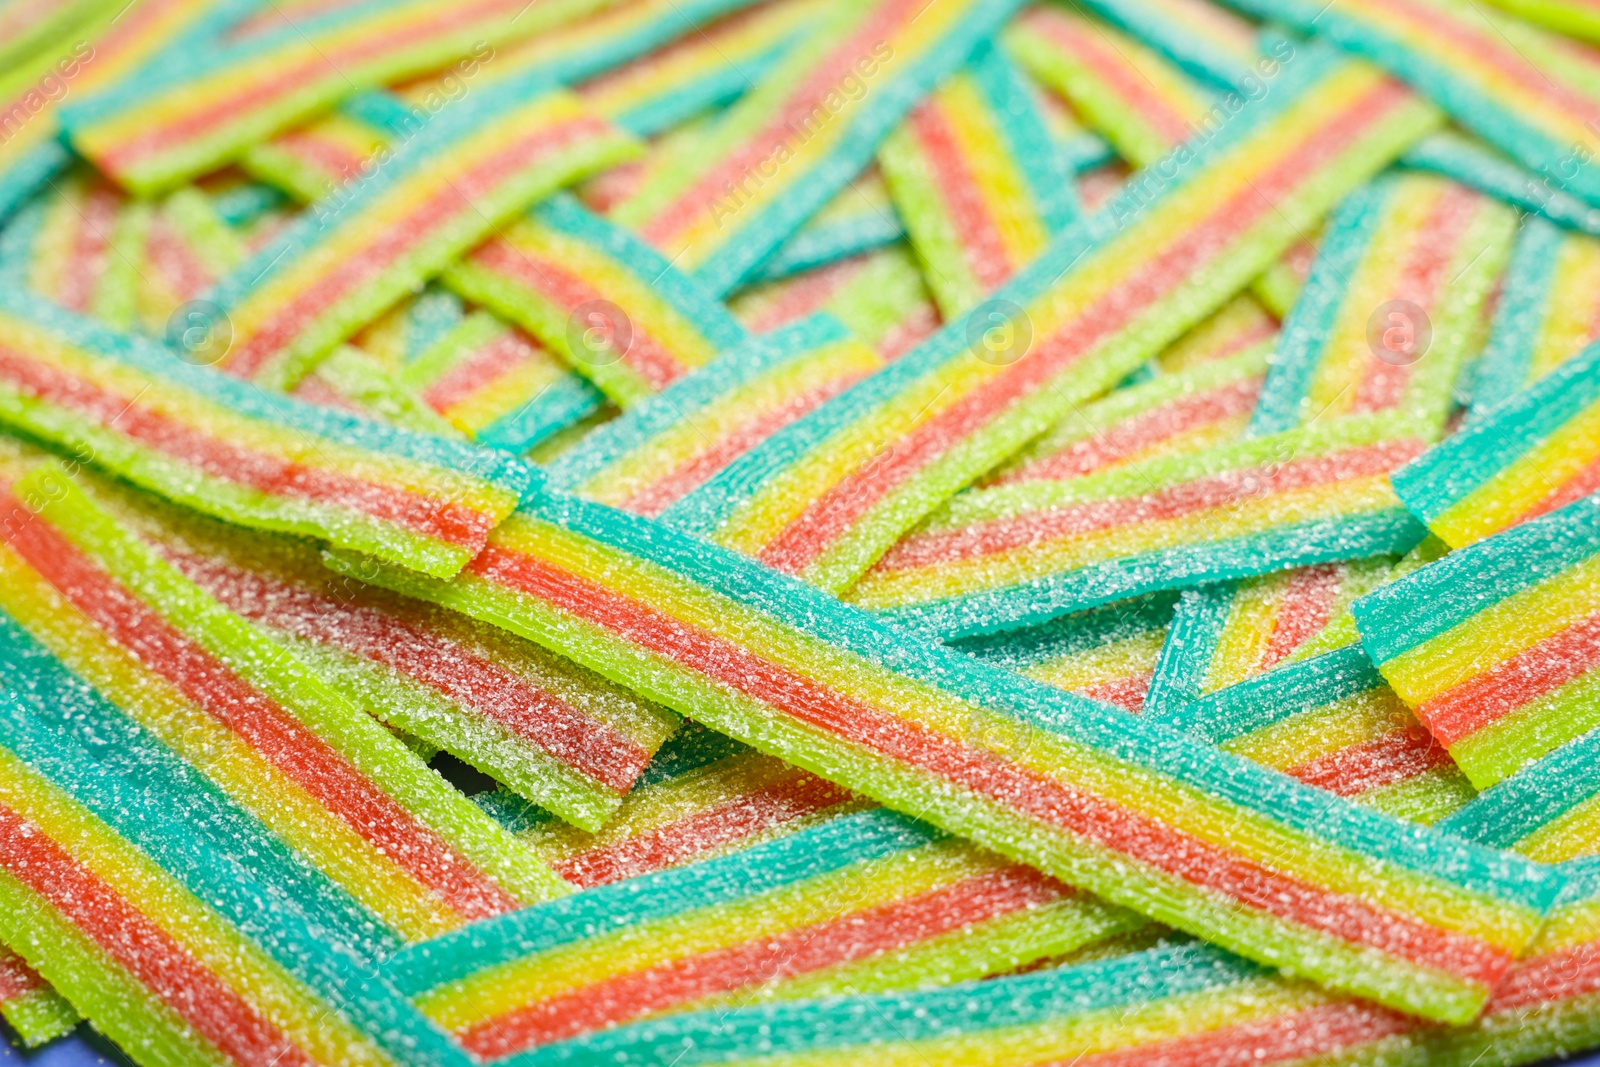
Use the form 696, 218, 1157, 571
0, 0, 115, 71
0, 0, 233, 219
1140, 556, 1399, 713
1389, 342, 1600, 549
482, 725, 860, 888
1444, 724, 1600, 866
206, 89, 638, 388
1249, 172, 1516, 437
669, 47, 1442, 595
443, 192, 748, 405
1354, 492, 1600, 791
0, 296, 534, 579
1155, 645, 1475, 827
1224, 0, 1600, 209
57, 0, 627, 193
242, 0, 808, 200
347, 283, 467, 370
290, 345, 465, 437
496, 869, 1600, 1067
388, 809, 1138, 1059
609, 0, 1028, 296
877, 41, 1078, 317
329, 487, 1562, 1023
1470, 218, 1600, 416
728, 243, 941, 359
852, 419, 1429, 639
1005, 3, 1220, 169
99, 485, 680, 831
953, 593, 1177, 713
0, 946, 77, 1047
746, 167, 905, 283
8, 167, 143, 331
396, 311, 607, 453
549, 315, 883, 516
1078, 0, 1263, 86
136, 187, 252, 336
984, 339, 1270, 488
0, 457, 569, 943
0, 681, 485, 1067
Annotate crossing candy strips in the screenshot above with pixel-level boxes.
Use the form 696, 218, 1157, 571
11, 0, 1600, 1064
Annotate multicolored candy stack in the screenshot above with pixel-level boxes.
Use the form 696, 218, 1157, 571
6, 0, 1600, 1064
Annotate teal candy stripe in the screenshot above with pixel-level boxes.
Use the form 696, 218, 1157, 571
0, 611, 396, 959
1141, 585, 1238, 720
1401, 133, 1600, 237
478, 376, 606, 453
548, 314, 847, 490
1390, 343, 1600, 523
749, 209, 906, 282
0, 188, 43, 277
612, 33, 800, 137
208, 79, 583, 302
386, 809, 938, 995
0, 292, 538, 492
1466, 217, 1566, 413
1154, 644, 1386, 744
529, 193, 748, 349
687, 0, 1030, 296
519, 490, 1557, 909
0, 144, 72, 235
669, 39, 1360, 534
952, 592, 1177, 672
1441, 725, 1600, 850
1247, 178, 1393, 435
876, 508, 1423, 639
0, 692, 475, 1067
969, 41, 1081, 234
1353, 494, 1600, 664
501, 942, 1257, 1067
1218, 0, 1600, 207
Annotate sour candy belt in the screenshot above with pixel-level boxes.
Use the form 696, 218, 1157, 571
388, 809, 1136, 1059
0, 456, 568, 943
397, 311, 607, 453
1389, 342, 1600, 549
669, 46, 1439, 595
443, 192, 748, 405
850, 419, 1428, 639
1470, 217, 1600, 415
1222, 0, 1600, 208
0, 295, 534, 578
0, 945, 78, 1046
608, 0, 1029, 295
207, 89, 637, 388
330, 487, 1560, 1023
876, 40, 1078, 317
98, 484, 680, 832
550, 314, 883, 516
59, 0, 624, 192
1354, 491, 1600, 790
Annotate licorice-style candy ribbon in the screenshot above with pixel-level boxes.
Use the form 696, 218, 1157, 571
608, 0, 1030, 296
329, 486, 1561, 1023
669, 46, 1440, 595
1248, 172, 1517, 438
1222, 0, 1600, 209
1354, 491, 1600, 790
0, 295, 534, 578
1469, 217, 1600, 416
550, 314, 882, 516
0, 453, 569, 943
206, 89, 638, 388
97, 484, 680, 832
0, 946, 78, 1047
1389, 343, 1600, 549
388, 809, 1136, 1058
443, 192, 748, 405
397, 311, 607, 453
877, 41, 1078, 317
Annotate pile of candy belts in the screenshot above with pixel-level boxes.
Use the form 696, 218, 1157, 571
4, 0, 1600, 1063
